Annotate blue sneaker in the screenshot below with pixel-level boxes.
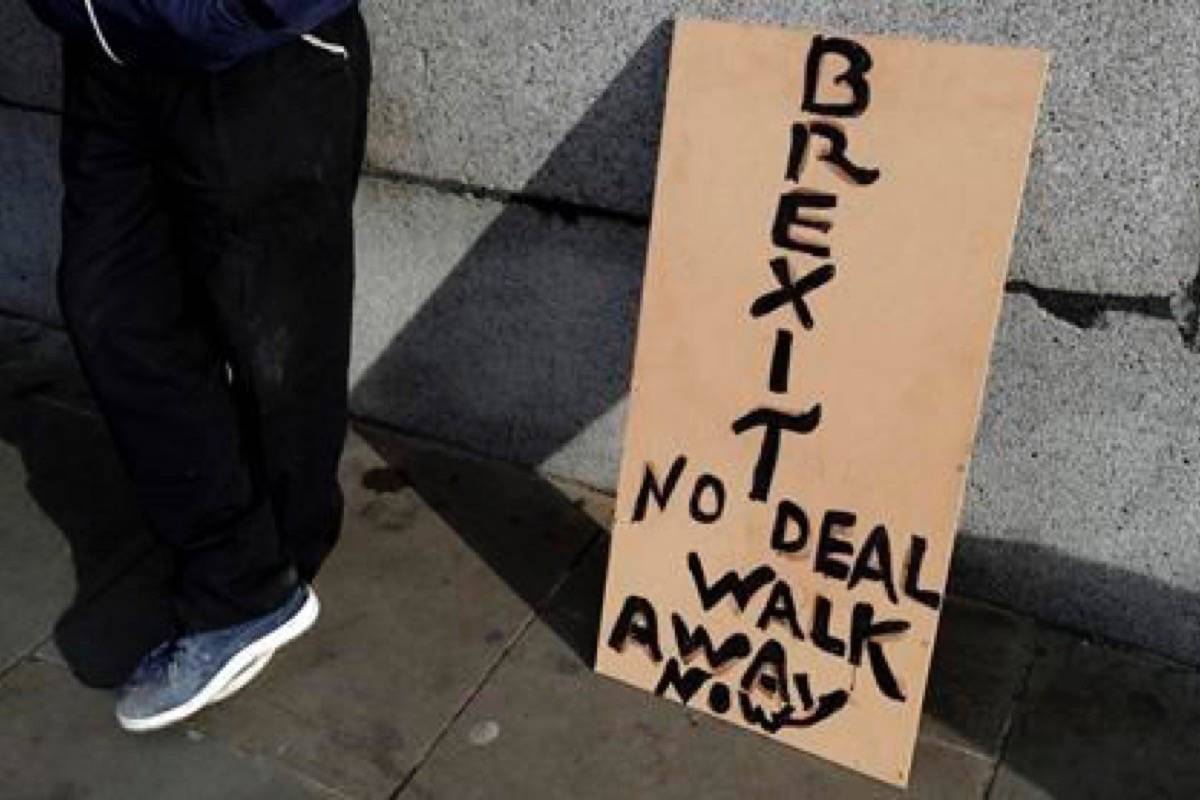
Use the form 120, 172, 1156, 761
116, 585, 319, 732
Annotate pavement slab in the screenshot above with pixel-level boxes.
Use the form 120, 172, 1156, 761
919, 597, 1037, 760
184, 428, 603, 798
537, 533, 1038, 761
989, 629, 1200, 800
0, 660, 337, 800
0, 320, 87, 672
0, 432, 72, 674
399, 537, 1032, 800
398, 614, 993, 800
0, 317, 172, 687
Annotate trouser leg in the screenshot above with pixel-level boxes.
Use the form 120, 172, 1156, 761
58, 43, 296, 633
160, 9, 371, 583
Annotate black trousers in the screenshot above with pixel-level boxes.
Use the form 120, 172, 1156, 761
57, 10, 371, 633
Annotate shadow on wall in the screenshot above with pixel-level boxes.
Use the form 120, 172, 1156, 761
346, 12, 1200, 666
951, 534, 1200, 664
0, 325, 176, 688
348, 24, 670, 470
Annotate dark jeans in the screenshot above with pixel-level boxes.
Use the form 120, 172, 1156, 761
57, 9, 371, 633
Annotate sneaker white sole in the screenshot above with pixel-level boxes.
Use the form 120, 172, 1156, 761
210, 651, 273, 704
117, 588, 320, 733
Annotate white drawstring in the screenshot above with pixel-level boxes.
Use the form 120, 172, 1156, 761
81, 3, 346, 67
300, 33, 349, 60
83, 0, 124, 65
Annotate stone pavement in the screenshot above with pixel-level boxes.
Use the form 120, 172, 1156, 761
1, 315, 1199, 800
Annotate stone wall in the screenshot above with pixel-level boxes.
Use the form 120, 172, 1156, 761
2, 0, 1198, 663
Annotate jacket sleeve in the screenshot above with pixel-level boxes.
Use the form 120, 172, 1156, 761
24, 0, 355, 69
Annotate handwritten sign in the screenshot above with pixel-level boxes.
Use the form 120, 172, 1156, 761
595, 20, 1047, 786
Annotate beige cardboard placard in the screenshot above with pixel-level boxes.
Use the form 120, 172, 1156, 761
595, 19, 1047, 787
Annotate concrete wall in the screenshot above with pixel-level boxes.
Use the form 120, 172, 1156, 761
2, 1, 1199, 664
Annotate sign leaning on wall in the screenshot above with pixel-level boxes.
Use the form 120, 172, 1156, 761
595, 19, 1047, 787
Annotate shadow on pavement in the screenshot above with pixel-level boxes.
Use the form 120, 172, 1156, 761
6, 315, 1200, 796
347, 26, 667, 473
951, 535, 1200, 667
354, 424, 1200, 797
353, 420, 608, 663
0, 322, 175, 689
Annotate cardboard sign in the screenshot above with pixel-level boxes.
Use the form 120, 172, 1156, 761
595, 19, 1047, 786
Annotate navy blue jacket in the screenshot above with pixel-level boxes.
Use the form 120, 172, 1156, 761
26, 0, 357, 70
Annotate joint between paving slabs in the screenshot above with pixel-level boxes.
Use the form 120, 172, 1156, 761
0, 633, 56, 686
386, 610, 540, 800
386, 526, 607, 799
981, 628, 1042, 799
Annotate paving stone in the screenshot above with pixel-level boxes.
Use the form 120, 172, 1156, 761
186, 428, 599, 798
0, 660, 336, 800
400, 618, 992, 800
0, 318, 171, 687
402, 533, 1003, 799
918, 598, 1036, 759
539, 530, 1036, 763
0, 320, 1194, 799
0, 319, 84, 671
3, 404, 169, 689
356, 421, 609, 610
990, 629, 1200, 800
0, 433, 71, 673
31, 635, 66, 668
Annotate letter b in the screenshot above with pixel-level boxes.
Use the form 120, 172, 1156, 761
802, 35, 874, 117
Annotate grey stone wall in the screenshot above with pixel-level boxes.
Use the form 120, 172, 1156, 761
2, 1, 1198, 664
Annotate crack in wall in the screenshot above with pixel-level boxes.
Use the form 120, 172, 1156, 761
4, 92, 1199, 353
1005, 278, 1200, 351
362, 167, 650, 229
1004, 280, 1174, 327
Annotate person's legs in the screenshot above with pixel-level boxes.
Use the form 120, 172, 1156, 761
60, 10, 369, 730
111, 11, 370, 731
58, 41, 298, 636
158, 8, 371, 583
